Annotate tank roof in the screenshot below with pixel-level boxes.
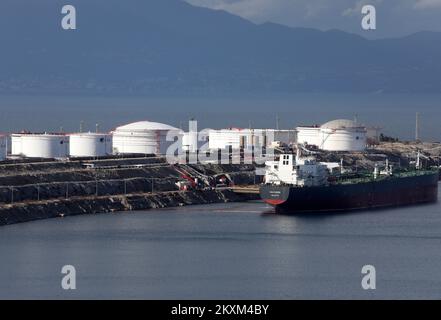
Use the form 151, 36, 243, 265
321, 119, 364, 130
69, 132, 111, 136
12, 132, 67, 137
114, 121, 179, 132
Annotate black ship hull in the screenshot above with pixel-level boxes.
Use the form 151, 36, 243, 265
260, 172, 439, 214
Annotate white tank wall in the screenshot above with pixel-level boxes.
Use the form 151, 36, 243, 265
69, 133, 112, 157
182, 131, 199, 152
209, 129, 297, 150
0, 136, 7, 160
113, 131, 159, 154
11, 134, 69, 158
209, 130, 243, 149
320, 128, 366, 151
297, 125, 366, 151
113, 130, 180, 155
296, 127, 321, 146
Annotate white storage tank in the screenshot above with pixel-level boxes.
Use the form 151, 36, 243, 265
320, 119, 367, 151
112, 121, 181, 155
296, 120, 367, 151
209, 128, 244, 150
0, 135, 8, 160
69, 132, 112, 157
11, 133, 69, 158
209, 128, 268, 150
296, 126, 321, 146
209, 128, 297, 150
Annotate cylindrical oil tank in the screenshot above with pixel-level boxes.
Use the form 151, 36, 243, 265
112, 121, 181, 155
0, 135, 8, 160
11, 133, 69, 158
320, 119, 367, 151
208, 129, 245, 150
69, 132, 112, 157
320, 128, 367, 151
296, 126, 321, 146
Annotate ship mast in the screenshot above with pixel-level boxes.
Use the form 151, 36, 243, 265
416, 150, 421, 170
296, 145, 301, 162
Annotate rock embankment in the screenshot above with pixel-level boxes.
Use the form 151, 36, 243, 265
5, 140, 435, 226
0, 156, 261, 226
0, 189, 258, 226
317, 141, 441, 171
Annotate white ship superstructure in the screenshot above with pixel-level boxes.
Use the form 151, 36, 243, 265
264, 150, 329, 187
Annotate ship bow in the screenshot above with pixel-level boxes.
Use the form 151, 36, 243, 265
260, 185, 291, 206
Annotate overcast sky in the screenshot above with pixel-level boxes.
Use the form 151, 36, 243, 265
185, 0, 441, 38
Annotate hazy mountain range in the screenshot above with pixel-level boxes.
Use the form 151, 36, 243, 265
0, 0, 440, 95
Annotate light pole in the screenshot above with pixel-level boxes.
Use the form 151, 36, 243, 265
95, 170, 98, 197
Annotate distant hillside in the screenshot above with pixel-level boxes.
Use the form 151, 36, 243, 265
0, 0, 440, 95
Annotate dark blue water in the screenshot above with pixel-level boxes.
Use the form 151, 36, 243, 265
1, 194, 441, 299
1, 93, 440, 141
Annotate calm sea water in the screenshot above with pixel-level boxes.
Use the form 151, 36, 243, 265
1, 193, 441, 299
0, 93, 440, 141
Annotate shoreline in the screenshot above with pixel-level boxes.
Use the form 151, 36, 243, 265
0, 189, 259, 226
1, 141, 441, 226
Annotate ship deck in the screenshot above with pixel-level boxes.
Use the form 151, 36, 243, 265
335, 169, 438, 186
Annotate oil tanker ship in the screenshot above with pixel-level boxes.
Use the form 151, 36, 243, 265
260, 149, 439, 213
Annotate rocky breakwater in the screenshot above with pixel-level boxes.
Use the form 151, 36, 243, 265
317, 141, 441, 173
0, 189, 257, 226
0, 157, 260, 226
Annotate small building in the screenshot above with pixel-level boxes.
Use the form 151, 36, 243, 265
112, 121, 181, 155
11, 133, 69, 158
69, 132, 112, 157
296, 119, 367, 152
